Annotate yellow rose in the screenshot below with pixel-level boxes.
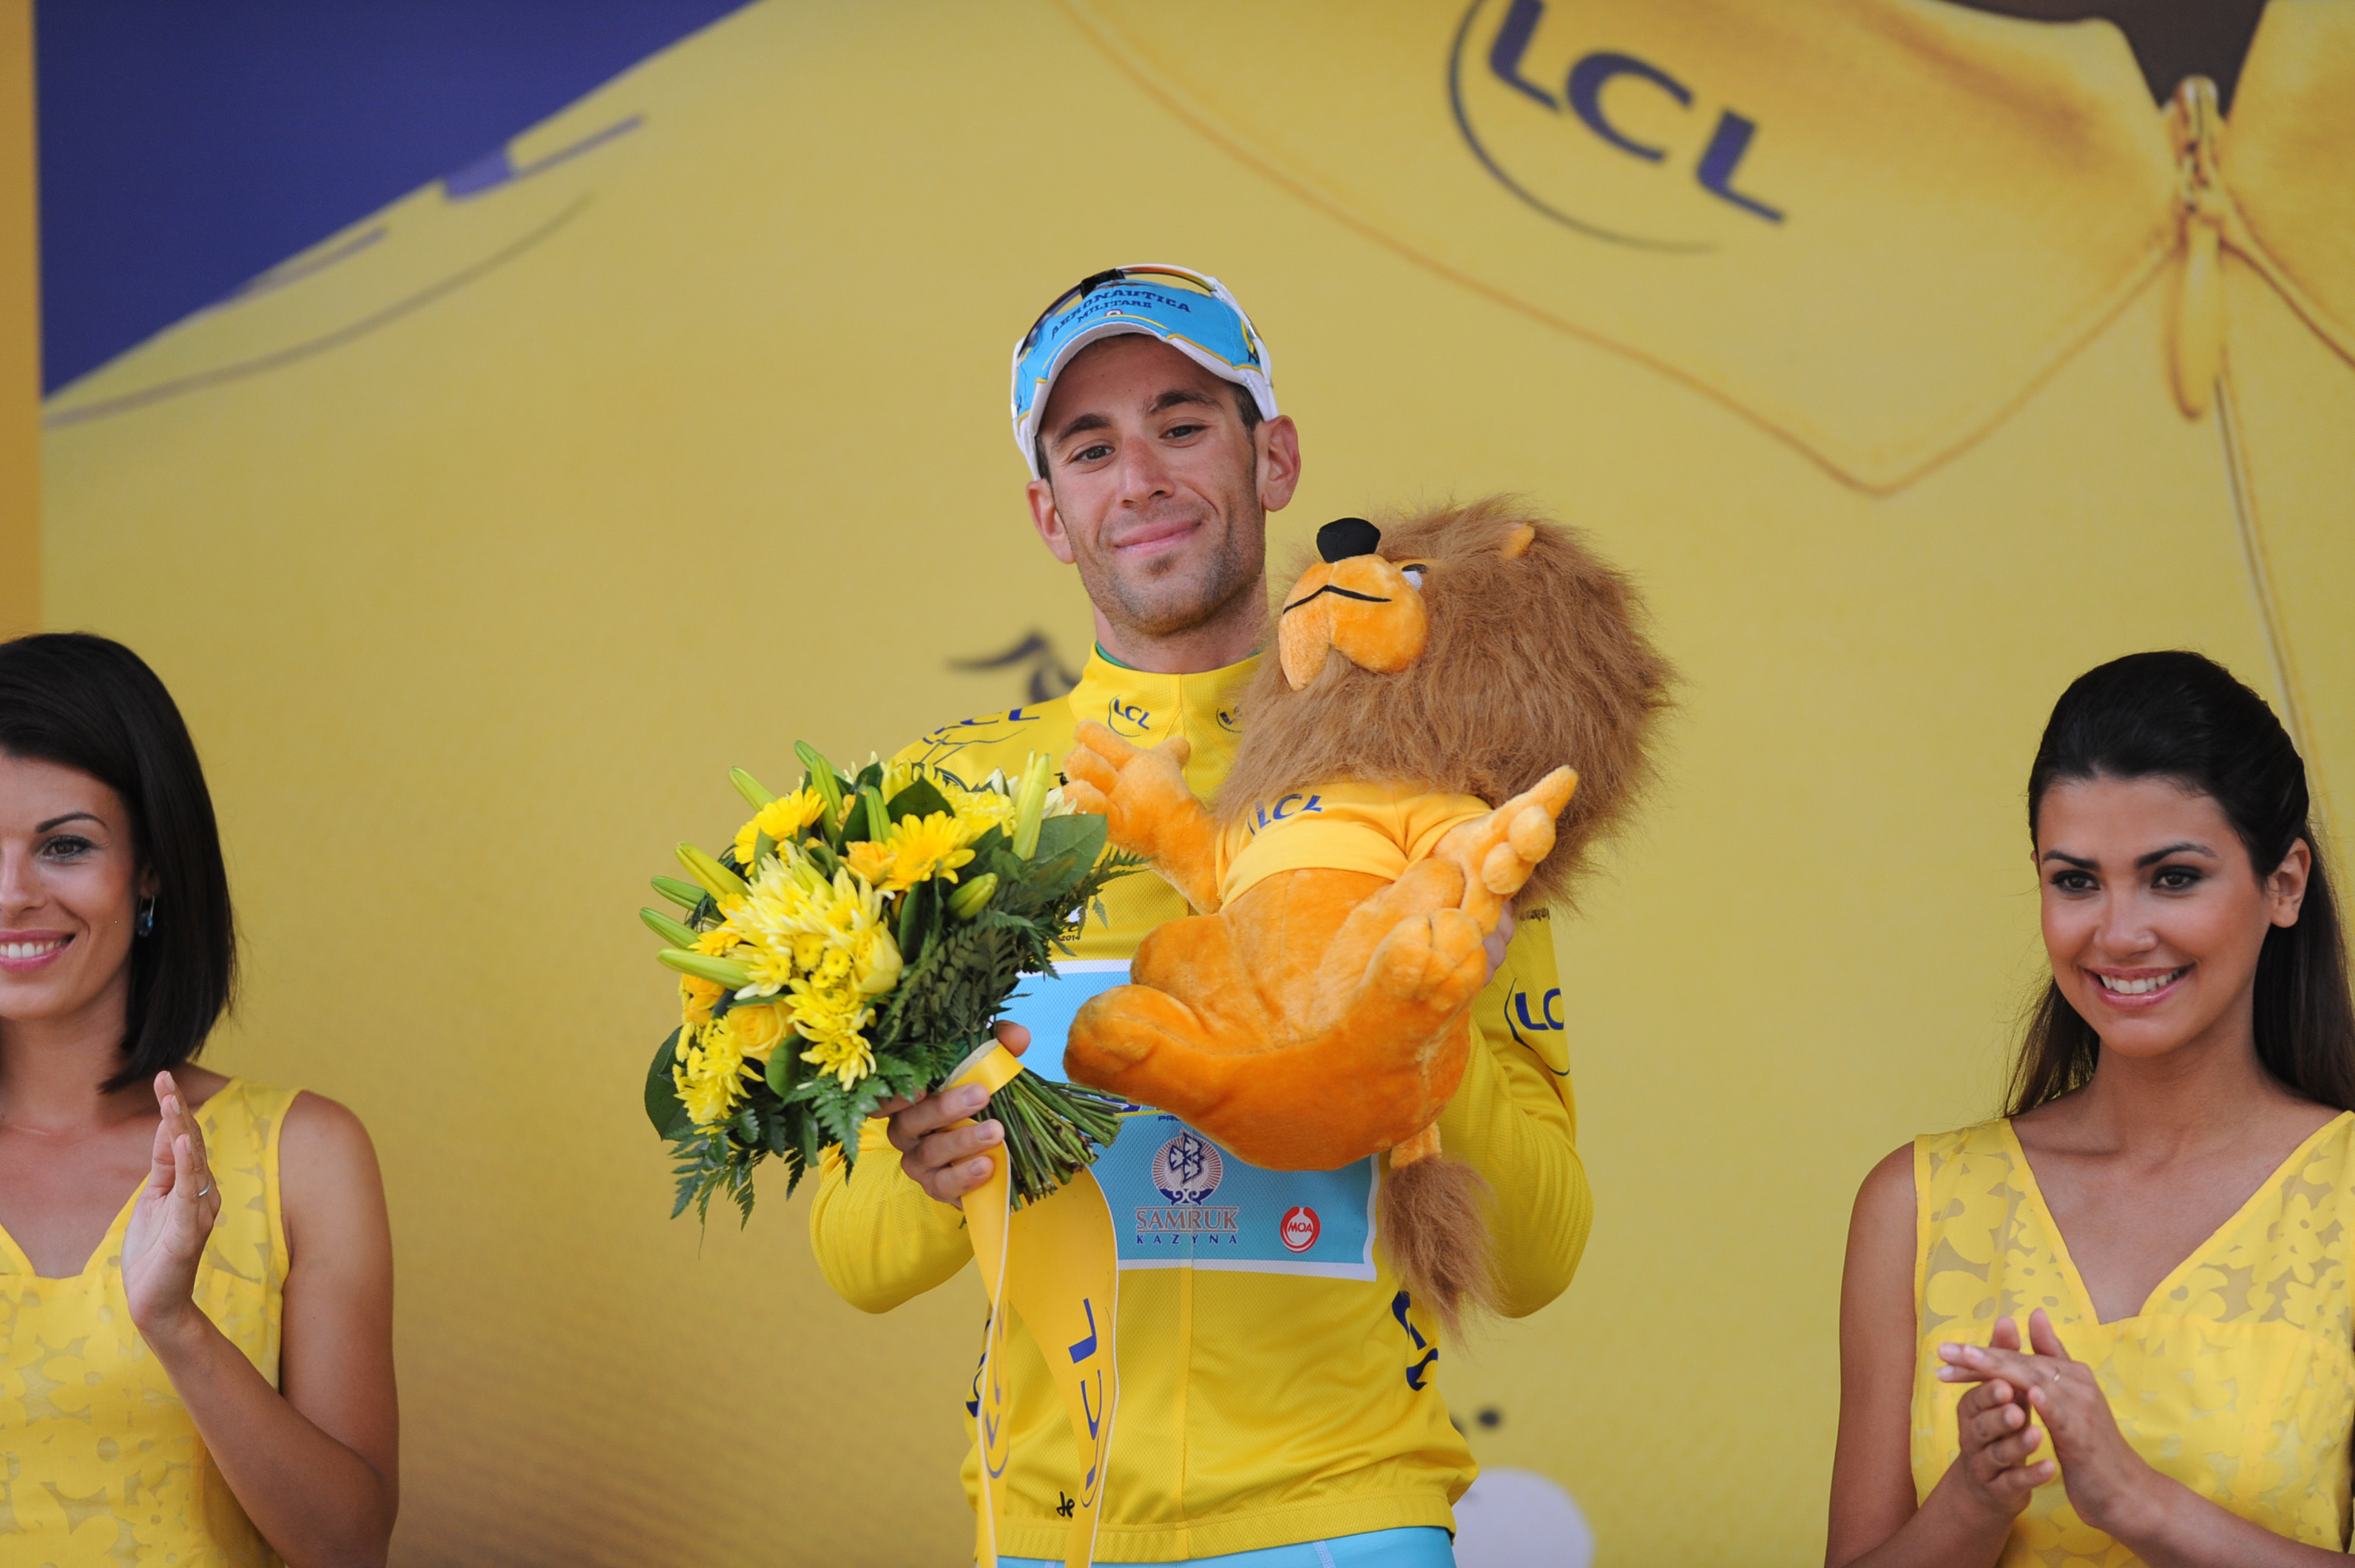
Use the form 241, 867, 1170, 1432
679, 974, 724, 1025
726, 1001, 788, 1059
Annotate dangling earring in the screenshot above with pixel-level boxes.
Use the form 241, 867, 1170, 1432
135, 897, 156, 937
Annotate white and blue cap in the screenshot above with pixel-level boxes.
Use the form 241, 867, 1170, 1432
1010, 263, 1277, 479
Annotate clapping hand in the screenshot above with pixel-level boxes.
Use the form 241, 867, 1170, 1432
1932, 1315, 2055, 1524
1938, 1309, 2157, 1541
121, 1070, 223, 1342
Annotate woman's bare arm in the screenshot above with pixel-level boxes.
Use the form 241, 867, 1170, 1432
132, 1084, 398, 1567
1826, 1144, 2033, 1568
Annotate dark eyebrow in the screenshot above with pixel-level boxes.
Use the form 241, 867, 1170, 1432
1050, 387, 1221, 451
1146, 388, 1218, 415
36, 812, 102, 833
2038, 841, 2217, 870
1050, 410, 1113, 448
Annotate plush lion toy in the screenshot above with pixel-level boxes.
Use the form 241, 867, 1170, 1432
1061, 499, 1669, 1328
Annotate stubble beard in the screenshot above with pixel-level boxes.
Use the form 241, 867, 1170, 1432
1072, 459, 1266, 642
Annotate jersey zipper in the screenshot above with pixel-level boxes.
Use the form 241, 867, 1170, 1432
2170, 75, 2312, 760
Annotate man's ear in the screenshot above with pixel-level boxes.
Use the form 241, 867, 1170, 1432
1027, 476, 1078, 565
1256, 414, 1302, 514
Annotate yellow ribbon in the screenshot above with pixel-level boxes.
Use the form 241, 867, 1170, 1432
945, 1044, 1121, 1568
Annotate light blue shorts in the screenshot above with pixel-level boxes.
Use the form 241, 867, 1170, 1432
1000, 1525, 1455, 1568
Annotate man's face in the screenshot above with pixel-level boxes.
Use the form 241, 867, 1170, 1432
1027, 334, 1299, 641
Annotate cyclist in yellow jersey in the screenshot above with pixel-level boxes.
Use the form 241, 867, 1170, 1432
807, 268, 1592, 1566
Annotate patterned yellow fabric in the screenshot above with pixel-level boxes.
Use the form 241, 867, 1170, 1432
1910, 1113, 2355, 1565
0, 1079, 297, 1567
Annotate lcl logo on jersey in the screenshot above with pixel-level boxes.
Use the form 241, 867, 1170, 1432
1506, 983, 1565, 1049
1215, 706, 1243, 734
1106, 697, 1152, 737
1450, 0, 1784, 249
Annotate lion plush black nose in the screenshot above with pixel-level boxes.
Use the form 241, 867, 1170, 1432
1317, 518, 1382, 563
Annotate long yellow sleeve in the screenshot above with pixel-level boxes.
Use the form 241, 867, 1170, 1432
805, 1117, 971, 1314
1435, 915, 1591, 1319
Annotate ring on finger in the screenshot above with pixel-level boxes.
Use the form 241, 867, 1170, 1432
193, 1181, 213, 1199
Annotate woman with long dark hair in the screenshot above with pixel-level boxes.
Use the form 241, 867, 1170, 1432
1826, 650, 2355, 1567
0, 634, 397, 1565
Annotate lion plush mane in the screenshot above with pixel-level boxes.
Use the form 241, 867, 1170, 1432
1217, 496, 1674, 908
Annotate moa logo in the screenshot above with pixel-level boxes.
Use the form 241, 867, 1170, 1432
1280, 1205, 1321, 1253
1448, 0, 1785, 251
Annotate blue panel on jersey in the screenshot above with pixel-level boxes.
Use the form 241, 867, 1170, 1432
1000, 963, 1379, 1280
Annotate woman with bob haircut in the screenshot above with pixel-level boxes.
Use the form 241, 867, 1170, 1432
1826, 650, 2355, 1567
0, 633, 396, 1565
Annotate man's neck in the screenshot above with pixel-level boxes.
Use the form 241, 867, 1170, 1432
1091, 589, 1266, 676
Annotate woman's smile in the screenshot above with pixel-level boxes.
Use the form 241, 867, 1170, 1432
0, 930, 74, 973
2084, 964, 2190, 1008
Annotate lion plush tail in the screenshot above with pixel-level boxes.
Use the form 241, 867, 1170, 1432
1380, 1123, 1498, 1339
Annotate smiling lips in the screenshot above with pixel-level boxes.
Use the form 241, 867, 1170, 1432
2090, 965, 2189, 1001
0, 934, 71, 971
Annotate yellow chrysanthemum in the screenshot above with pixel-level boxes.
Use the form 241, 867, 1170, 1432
693, 923, 743, 957
732, 786, 829, 866
673, 1019, 749, 1126
867, 811, 980, 893
796, 1003, 880, 1087
722, 847, 901, 1081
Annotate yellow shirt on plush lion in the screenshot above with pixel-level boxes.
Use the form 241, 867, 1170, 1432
1064, 499, 1670, 1328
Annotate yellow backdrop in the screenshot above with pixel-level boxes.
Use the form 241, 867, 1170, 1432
37, 1, 2354, 1561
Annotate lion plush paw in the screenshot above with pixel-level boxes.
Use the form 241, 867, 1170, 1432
1433, 766, 1578, 927
1063, 721, 1223, 912
1367, 907, 1488, 1011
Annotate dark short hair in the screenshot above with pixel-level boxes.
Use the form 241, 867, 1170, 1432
0, 634, 235, 1092
1033, 375, 1262, 483
2009, 650, 2355, 1114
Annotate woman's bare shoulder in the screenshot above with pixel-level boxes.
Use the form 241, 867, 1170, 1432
278, 1092, 388, 1263
1854, 1141, 1916, 1219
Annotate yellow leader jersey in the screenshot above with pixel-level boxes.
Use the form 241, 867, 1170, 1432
807, 651, 1591, 1561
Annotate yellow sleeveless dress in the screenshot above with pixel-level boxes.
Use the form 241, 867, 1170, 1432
1910, 1113, 2355, 1565
0, 1079, 298, 1567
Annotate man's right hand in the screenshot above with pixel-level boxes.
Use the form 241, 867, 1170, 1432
878, 1021, 1030, 1206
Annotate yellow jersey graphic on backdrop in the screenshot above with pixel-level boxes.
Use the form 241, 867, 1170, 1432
38, 1, 2355, 1561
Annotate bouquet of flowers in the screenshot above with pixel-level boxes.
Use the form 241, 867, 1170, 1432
639, 746, 1135, 1223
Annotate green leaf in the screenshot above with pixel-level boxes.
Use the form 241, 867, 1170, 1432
765, 1035, 805, 1097
839, 796, 872, 844
883, 777, 952, 823
646, 1029, 692, 1139
1030, 811, 1108, 870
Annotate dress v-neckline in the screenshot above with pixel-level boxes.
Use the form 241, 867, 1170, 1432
2000, 1111, 2354, 1327
0, 1080, 237, 1282
0, 1180, 144, 1282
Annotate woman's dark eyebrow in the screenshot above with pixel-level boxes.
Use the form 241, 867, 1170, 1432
2037, 842, 2215, 870
35, 811, 103, 833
